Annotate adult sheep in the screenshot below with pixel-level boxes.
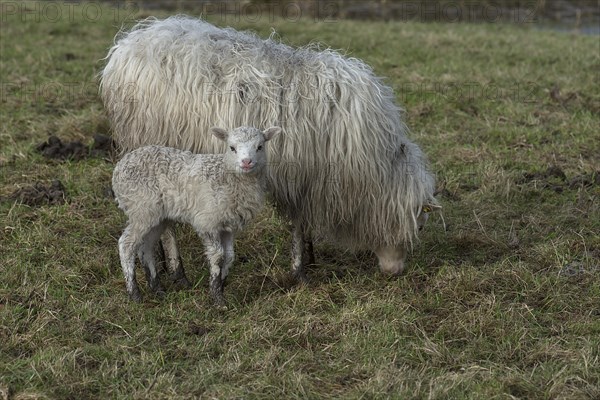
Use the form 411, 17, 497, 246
100, 16, 440, 281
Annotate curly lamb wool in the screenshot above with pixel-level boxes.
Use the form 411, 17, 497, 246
101, 16, 440, 280
112, 126, 281, 305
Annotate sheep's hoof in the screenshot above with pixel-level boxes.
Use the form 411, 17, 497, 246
129, 286, 142, 303
302, 239, 316, 266
210, 287, 226, 309
209, 274, 226, 308
292, 271, 310, 285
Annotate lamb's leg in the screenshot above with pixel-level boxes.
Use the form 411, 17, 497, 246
118, 224, 146, 302
161, 225, 192, 289
203, 233, 226, 308
220, 230, 234, 286
138, 223, 166, 297
291, 221, 309, 283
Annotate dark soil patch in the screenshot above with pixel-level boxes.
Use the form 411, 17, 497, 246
35, 134, 115, 160
549, 85, 599, 115
568, 171, 600, 189
549, 85, 579, 105
36, 136, 87, 159
516, 165, 598, 193
518, 165, 567, 183
82, 319, 116, 344
5, 180, 66, 206
91, 134, 115, 156
188, 323, 211, 337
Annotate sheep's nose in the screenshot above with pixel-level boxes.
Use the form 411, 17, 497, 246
241, 158, 252, 167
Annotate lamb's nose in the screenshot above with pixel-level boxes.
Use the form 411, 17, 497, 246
241, 158, 252, 167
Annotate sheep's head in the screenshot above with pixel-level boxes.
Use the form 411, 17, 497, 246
211, 126, 282, 174
375, 246, 407, 276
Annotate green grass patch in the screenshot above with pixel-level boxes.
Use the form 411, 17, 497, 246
1, 2, 599, 399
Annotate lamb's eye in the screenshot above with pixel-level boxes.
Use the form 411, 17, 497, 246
230, 146, 236, 153
257, 145, 263, 151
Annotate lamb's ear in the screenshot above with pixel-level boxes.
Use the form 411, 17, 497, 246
263, 126, 282, 142
210, 127, 228, 142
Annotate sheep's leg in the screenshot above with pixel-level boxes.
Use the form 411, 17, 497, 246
161, 225, 192, 289
291, 221, 309, 283
138, 223, 166, 297
220, 230, 234, 285
203, 233, 226, 308
118, 224, 145, 302
303, 233, 315, 267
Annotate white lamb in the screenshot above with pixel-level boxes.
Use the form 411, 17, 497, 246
112, 126, 282, 306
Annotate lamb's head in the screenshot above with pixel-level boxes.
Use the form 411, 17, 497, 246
211, 126, 282, 174
375, 201, 441, 276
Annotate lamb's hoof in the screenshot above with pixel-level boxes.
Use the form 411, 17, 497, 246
171, 271, 192, 289
292, 271, 309, 285
175, 276, 192, 289
304, 255, 316, 267
149, 280, 166, 293
129, 286, 142, 303
212, 296, 227, 310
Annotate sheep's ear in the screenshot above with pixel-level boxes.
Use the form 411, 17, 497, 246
263, 126, 282, 142
210, 127, 228, 142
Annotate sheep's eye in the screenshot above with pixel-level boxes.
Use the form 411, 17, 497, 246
230, 146, 236, 153
257, 145, 263, 151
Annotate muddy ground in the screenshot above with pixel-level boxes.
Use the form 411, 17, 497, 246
1, 134, 115, 207
35, 134, 114, 161
6, 180, 67, 207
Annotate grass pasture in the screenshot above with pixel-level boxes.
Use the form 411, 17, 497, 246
1, 2, 599, 399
